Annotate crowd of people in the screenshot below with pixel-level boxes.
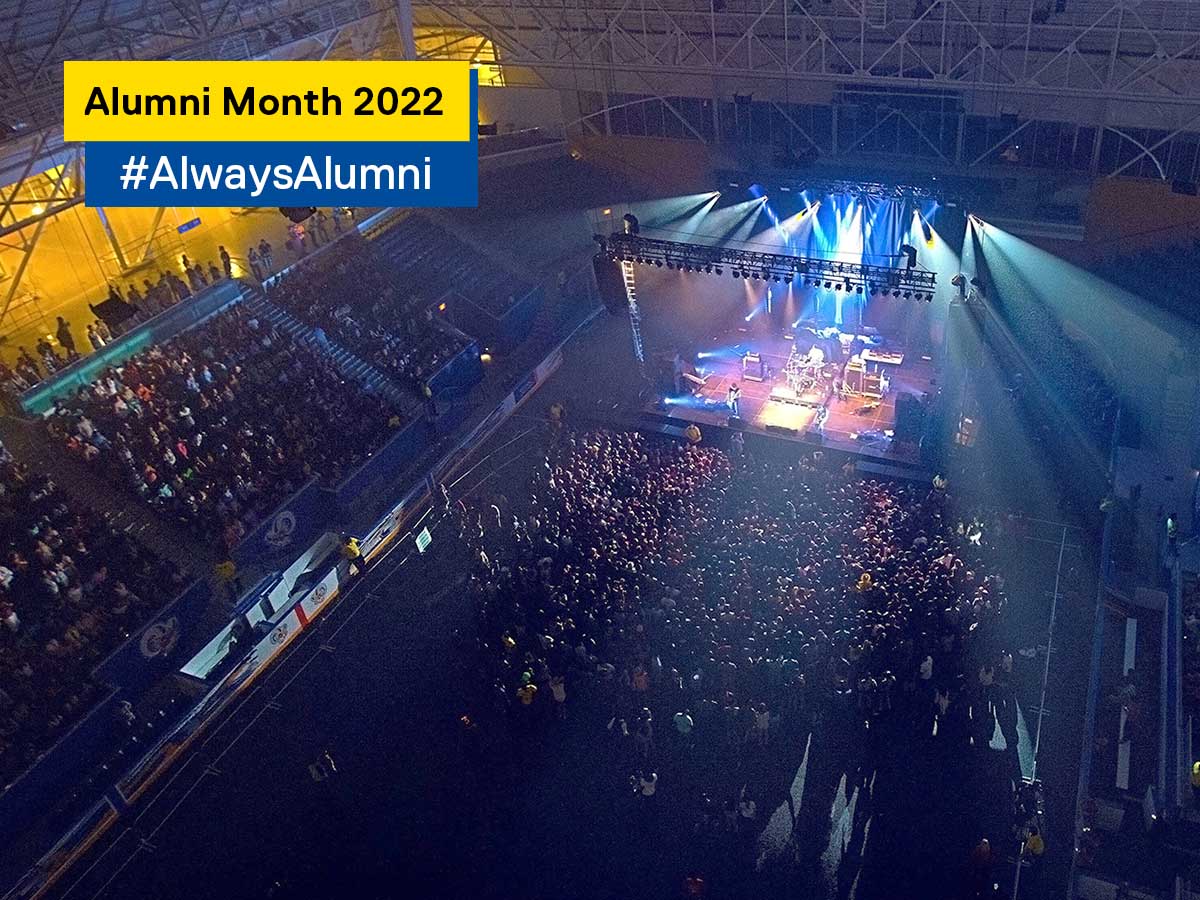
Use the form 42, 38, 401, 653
458, 427, 1030, 889
265, 234, 471, 400
0, 208, 353, 403
44, 302, 405, 549
0, 252, 240, 406
0, 442, 184, 785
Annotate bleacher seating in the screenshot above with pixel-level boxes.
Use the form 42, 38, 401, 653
1093, 243, 1200, 325
44, 302, 405, 550
265, 233, 472, 399
0, 449, 185, 786
372, 214, 535, 319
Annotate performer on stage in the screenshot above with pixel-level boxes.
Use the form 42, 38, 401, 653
727, 382, 741, 417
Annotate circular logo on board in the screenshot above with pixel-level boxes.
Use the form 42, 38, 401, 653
265, 510, 297, 549
315, 583, 328, 602
270, 622, 290, 645
140, 617, 180, 659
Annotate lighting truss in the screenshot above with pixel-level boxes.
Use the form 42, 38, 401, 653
719, 170, 973, 208
597, 233, 937, 292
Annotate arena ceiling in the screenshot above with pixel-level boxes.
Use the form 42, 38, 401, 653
413, 0, 1200, 129
4, 0, 1200, 239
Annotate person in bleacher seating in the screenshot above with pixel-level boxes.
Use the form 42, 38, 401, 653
264, 236, 472, 404
46, 302, 404, 546
0, 457, 183, 784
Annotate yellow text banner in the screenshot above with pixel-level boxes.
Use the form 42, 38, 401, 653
64, 60, 472, 143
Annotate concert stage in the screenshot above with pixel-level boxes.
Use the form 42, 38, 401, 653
643, 327, 936, 467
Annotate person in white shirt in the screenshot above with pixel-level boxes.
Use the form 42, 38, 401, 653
919, 655, 933, 682
637, 771, 657, 798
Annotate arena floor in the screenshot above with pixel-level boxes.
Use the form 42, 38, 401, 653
40, 316, 1095, 900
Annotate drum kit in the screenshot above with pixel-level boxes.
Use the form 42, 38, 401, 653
782, 343, 839, 397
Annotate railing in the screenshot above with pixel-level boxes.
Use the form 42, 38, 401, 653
16, 280, 243, 416
1070, 404, 1124, 898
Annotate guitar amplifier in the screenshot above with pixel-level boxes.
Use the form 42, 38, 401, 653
742, 351, 765, 382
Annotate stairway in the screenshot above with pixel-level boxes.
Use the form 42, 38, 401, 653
240, 289, 415, 411
0, 415, 215, 578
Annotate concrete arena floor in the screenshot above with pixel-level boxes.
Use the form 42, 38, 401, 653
41, 314, 1087, 900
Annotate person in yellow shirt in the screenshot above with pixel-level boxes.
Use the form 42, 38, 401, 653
213, 558, 241, 601
684, 423, 702, 445
1024, 826, 1044, 858
516, 682, 537, 706
341, 535, 362, 576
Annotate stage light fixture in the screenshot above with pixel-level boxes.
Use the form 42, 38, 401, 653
855, 285, 864, 294
714, 267, 723, 276
823, 281, 832, 289
751, 272, 760, 280
655, 260, 663, 267
903, 291, 913, 300
732, 269, 741, 278
892, 289, 901, 298
666, 260, 674, 270
705, 265, 713, 274
834, 283, 843, 291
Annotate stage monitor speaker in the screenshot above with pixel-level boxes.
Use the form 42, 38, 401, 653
804, 429, 825, 443
727, 416, 747, 430
765, 424, 799, 437
592, 255, 627, 314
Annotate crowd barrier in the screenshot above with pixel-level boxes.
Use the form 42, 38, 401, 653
231, 478, 332, 571
334, 418, 432, 513
427, 335, 484, 402
0, 302, 598, 900
90, 580, 213, 696
0, 692, 121, 875
17, 280, 244, 416
1069, 413, 1121, 898
1163, 561, 1184, 812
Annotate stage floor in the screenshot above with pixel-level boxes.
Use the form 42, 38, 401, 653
650, 328, 936, 465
